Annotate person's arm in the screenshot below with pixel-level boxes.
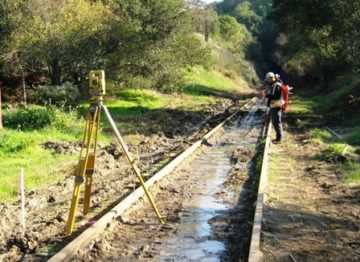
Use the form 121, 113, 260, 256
265, 84, 281, 100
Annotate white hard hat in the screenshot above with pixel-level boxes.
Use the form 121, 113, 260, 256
265, 72, 275, 80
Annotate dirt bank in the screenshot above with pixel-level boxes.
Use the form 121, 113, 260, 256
261, 115, 360, 261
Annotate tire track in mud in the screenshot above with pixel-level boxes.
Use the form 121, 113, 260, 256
77, 102, 264, 261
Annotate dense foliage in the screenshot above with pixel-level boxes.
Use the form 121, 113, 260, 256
0, 0, 212, 92
189, 1, 264, 60
213, 0, 278, 70
271, 0, 360, 82
34, 82, 81, 106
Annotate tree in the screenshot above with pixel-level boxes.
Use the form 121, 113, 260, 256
0, 85, 2, 129
104, 0, 212, 91
0, 0, 212, 92
187, 2, 220, 42
219, 15, 253, 56
272, 0, 360, 76
233, 1, 261, 33
1, 0, 109, 85
216, 0, 236, 14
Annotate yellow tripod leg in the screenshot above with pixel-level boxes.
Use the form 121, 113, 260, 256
66, 113, 91, 235
66, 176, 84, 235
83, 153, 95, 215
83, 109, 100, 215
66, 107, 98, 235
135, 170, 165, 224
102, 105, 165, 224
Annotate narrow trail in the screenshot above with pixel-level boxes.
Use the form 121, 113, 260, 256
77, 102, 264, 261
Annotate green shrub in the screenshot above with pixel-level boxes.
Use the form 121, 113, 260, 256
0, 130, 36, 153
51, 107, 83, 134
343, 161, 360, 185
345, 129, 360, 146
3, 106, 53, 130
3, 105, 82, 133
35, 82, 81, 106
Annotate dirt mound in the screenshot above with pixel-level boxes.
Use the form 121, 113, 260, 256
43, 141, 82, 154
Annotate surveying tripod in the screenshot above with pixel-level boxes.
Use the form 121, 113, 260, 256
66, 70, 164, 235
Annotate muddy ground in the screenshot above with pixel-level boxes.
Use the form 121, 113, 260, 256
74, 102, 264, 261
0, 99, 253, 261
262, 115, 360, 261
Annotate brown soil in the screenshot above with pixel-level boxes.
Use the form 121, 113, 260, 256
0, 99, 247, 261
73, 104, 263, 261
261, 116, 360, 261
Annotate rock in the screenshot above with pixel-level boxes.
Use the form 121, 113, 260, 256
48, 195, 56, 203
55, 213, 67, 222
7, 233, 38, 253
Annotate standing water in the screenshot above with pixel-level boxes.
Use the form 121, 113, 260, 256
159, 105, 260, 261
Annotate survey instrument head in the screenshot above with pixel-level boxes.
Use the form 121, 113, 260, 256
89, 70, 105, 100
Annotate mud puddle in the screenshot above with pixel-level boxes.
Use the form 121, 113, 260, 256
78, 102, 264, 261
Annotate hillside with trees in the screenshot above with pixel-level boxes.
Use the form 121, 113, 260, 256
0, 0, 259, 202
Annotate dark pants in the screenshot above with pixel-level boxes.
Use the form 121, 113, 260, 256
270, 108, 283, 141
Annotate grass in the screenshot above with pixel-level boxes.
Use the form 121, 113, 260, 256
183, 67, 239, 97
0, 148, 75, 201
0, 128, 77, 201
289, 74, 360, 186
343, 161, 360, 186
310, 129, 360, 186
290, 97, 316, 115
344, 128, 360, 146
0, 66, 247, 202
183, 66, 255, 100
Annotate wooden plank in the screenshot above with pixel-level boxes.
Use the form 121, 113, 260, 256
49, 98, 257, 262
248, 121, 272, 262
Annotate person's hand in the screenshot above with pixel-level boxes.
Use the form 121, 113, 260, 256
261, 87, 266, 97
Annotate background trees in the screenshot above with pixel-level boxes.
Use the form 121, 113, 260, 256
0, 0, 212, 93
272, 0, 360, 82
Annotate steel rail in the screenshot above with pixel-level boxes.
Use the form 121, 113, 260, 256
248, 120, 272, 262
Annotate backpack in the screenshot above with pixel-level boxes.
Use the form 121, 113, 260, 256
280, 83, 290, 112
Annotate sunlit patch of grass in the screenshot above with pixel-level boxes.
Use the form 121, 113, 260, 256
183, 67, 243, 100
310, 129, 337, 143
343, 161, 360, 186
290, 98, 316, 115
185, 67, 238, 90
0, 111, 84, 202
0, 146, 75, 202
327, 143, 347, 155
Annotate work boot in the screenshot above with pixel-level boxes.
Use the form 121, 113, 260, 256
272, 139, 281, 144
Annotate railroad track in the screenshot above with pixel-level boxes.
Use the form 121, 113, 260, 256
48, 97, 270, 261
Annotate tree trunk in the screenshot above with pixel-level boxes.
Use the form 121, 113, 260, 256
21, 71, 27, 107
19, 66, 27, 108
50, 60, 62, 85
204, 20, 209, 42
0, 86, 3, 129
